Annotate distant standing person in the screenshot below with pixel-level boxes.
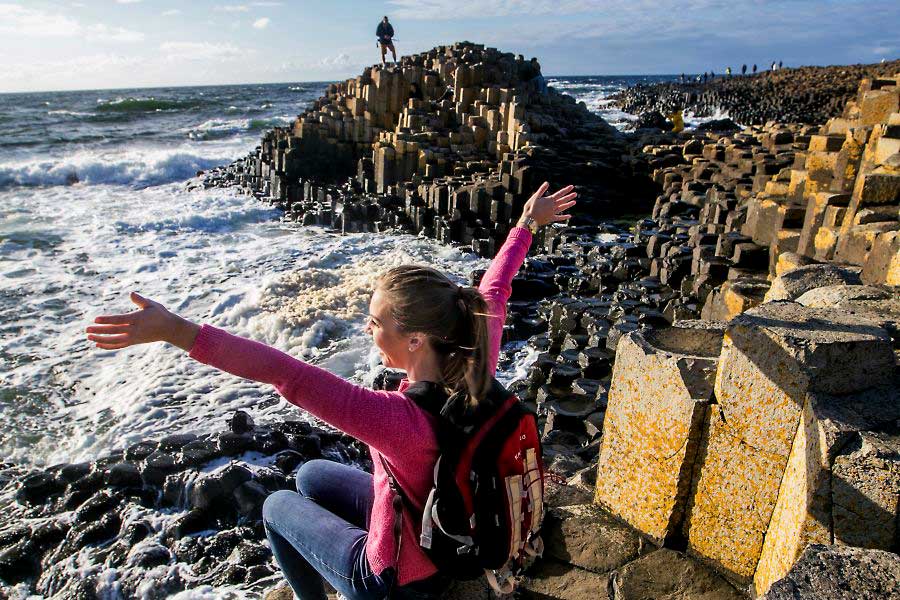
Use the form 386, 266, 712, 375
726, 66, 732, 77
752, 64, 757, 74
741, 64, 747, 75
771, 61, 777, 71
778, 60, 783, 69
376, 16, 397, 65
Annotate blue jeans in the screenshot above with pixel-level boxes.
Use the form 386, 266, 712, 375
263, 459, 441, 600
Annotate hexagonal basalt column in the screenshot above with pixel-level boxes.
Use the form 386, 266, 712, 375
753, 382, 900, 596
685, 301, 894, 583
595, 321, 724, 544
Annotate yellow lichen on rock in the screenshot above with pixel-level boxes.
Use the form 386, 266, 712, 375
594, 325, 721, 544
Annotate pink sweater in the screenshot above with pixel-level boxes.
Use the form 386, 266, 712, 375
188, 226, 532, 585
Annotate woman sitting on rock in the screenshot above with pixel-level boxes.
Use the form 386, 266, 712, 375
84, 182, 576, 600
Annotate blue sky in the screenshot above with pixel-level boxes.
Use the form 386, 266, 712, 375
1, 0, 897, 93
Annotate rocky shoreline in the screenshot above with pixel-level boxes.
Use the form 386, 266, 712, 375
612, 60, 900, 127
2, 43, 898, 599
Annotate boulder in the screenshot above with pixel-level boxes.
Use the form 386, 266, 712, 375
753, 382, 900, 595
542, 503, 649, 574
686, 302, 894, 582
609, 548, 745, 600
763, 263, 862, 301
517, 558, 612, 599
762, 544, 900, 599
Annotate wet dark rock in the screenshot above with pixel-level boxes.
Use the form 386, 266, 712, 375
158, 433, 198, 453
72, 512, 122, 548
230, 410, 255, 434
59, 462, 93, 483
0, 525, 28, 548
289, 432, 322, 457
227, 541, 270, 566
178, 439, 221, 467
274, 450, 304, 473
218, 431, 253, 454
31, 519, 69, 552
126, 542, 171, 569
105, 462, 142, 488
161, 472, 192, 508
696, 118, 740, 132
168, 509, 215, 540
190, 463, 253, 511
634, 110, 669, 131
252, 466, 290, 492
234, 480, 268, 519
171, 536, 203, 564
142, 451, 178, 486
124, 440, 158, 461
16, 471, 66, 505
74, 491, 121, 523
69, 468, 104, 492
252, 429, 289, 453
0, 539, 40, 584
121, 519, 153, 545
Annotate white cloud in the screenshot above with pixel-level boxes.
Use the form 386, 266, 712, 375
0, 4, 81, 36
251, 1, 282, 5
86, 23, 145, 42
160, 41, 247, 61
217, 4, 249, 11
387, 0, 601, 19
116, 0, 143, 4
0, 4, 143, 41
162, 9, 181, 16
252, 17, 270, 29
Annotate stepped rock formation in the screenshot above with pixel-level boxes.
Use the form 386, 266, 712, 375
204, 42, 657, 257
594, 72, 900, 598
612, 60, 900, 126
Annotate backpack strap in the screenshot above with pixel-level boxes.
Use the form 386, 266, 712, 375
379, 454, 405, 599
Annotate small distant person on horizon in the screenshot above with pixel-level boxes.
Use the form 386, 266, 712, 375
726, 66, 732, 77
771, 61, 777, 71
680, 73, 685, 84
703, 72, 708, 83
778, 60, 783, 69
376, 16, 397, 65
752, 64, 757, 74
741, 64, 747, 76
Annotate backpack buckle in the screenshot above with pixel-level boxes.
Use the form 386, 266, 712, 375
456, 545, 474, 556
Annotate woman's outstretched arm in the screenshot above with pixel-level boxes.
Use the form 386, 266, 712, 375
84, 293, 434, 456
478, 183, 577, 375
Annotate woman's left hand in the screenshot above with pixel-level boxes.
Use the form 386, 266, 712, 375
520, 182, 578, 227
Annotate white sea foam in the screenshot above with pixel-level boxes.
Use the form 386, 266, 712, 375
0, 179, 497, 468
0, 142, 248, 189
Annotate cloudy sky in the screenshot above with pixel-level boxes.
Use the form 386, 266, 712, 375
1, 0, 897, 93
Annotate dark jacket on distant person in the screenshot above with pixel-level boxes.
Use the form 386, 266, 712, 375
376, 22, 394, 44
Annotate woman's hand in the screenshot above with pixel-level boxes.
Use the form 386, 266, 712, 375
518, 182, 578, 227
85, 292, 200, 352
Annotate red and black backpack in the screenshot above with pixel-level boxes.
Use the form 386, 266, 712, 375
381, 377, 546, 594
